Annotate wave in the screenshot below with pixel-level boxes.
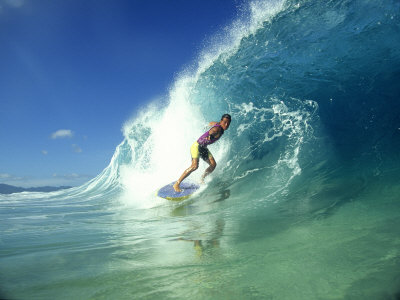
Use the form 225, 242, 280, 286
2, 1, 400, 299
7, 0, 398, 210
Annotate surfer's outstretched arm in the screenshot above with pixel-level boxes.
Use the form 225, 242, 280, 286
173, 159, 199, 192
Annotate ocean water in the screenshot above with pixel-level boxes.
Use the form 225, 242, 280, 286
1, 0, 400, 299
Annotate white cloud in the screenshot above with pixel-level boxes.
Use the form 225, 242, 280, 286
51, 129, 73, 139
0, 173, 12, 179
0, 173, 23, 183
72, 144, 82, 153
53, 173, 86, 180
41, 150, 48, 155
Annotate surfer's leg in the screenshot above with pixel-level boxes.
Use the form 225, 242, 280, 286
173, 158, 199, 192
201, 155, 216, 183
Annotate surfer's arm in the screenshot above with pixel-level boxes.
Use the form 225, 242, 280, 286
202, 122, 220, 140
208, 126, 221, 139
203, 122, 218, 133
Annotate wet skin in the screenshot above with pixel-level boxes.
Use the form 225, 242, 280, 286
173, 117, 230, 193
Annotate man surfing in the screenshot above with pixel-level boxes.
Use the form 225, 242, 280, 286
173, 114, 231, 193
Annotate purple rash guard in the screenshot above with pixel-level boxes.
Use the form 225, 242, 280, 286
197, 124, 224, 147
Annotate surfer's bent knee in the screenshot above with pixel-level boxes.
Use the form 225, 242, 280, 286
209, 157, 216, 169
187, 159, 198, 172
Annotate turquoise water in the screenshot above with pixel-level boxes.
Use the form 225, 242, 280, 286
1, 0, 400, 299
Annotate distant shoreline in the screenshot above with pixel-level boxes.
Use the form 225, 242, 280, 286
0, 184, 73, 195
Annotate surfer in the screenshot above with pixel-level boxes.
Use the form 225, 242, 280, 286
173, 114, 231, 193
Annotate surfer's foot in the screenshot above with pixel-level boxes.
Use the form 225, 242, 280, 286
200, 178, 205, 185
173, 182, 182, 193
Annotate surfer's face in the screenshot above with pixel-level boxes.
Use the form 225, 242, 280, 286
220, 117, 231, 130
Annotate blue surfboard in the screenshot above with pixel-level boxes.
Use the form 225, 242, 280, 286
157, 181, 200, 201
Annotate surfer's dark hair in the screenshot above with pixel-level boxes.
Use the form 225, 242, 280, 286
221, 114, 231, 121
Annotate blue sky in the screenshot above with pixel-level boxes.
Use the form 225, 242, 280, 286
0, 0, 240, 187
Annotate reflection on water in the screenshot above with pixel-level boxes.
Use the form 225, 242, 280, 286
169, 186, 230, 257
173, 217, 225, 258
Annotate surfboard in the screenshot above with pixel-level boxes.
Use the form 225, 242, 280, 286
157, 181, 200, 201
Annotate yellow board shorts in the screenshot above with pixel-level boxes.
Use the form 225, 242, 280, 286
191, 142, 213, 161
